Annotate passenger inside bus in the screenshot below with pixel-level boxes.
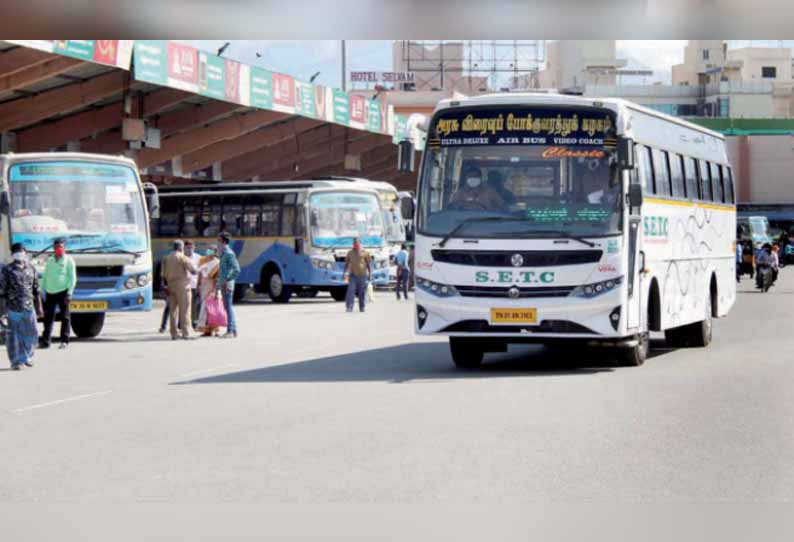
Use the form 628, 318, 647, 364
448, 164, 505, 211
486, 170, 517, 205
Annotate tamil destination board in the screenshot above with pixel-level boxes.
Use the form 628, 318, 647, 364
429, 107, 616, 148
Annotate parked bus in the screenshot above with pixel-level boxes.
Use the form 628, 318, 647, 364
1, 153, 156, 338
151, 180, 390, 302
412, 93, 736, 368
737, 215, 772, 249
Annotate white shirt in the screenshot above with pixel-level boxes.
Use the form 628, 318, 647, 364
186, 252, 201, 289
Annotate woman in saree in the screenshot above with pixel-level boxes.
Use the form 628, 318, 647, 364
196, 245, 221, 336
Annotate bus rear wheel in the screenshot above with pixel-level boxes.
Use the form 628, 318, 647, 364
685, 291, 713, 347
266, 270, 291, 303
450, 337, 484, 369
330, 287, 347, 302
71, 313, 105, 339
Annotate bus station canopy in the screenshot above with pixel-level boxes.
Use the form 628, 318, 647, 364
0, 41, 419, 191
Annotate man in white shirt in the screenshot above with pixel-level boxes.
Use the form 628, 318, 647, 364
184, 240, 203, 329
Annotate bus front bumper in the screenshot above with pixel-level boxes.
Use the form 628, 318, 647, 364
414, 288, 624, 339
71, 285, 153, 312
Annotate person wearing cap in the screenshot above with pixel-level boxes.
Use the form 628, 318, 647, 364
39, 238, 77, 350
0, 243, 43, 370
161, 239, 198, 340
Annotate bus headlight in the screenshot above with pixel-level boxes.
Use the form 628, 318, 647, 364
124, 277, 137, 289
416, 277, 458, 297
570, 276, 623, 298
311, 257, 335, 270
136, 273, 151, 287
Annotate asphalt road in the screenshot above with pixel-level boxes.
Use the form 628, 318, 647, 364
1, 272, 793, 501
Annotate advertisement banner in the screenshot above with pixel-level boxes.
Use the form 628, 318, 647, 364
224, 59, 242, 103
314, 85, 330, 120
295, 81, 316, 118
8, 39, 134, 70
349, 94, 367, 128
249, 67, 273, 109
166, 42, 199, 89
198, 52, 225, 100
272, 72, 296, 113
133, 40, 168, 85
392, 114, 409, 144
332, 89, 350, 126
367, 100, 382, 133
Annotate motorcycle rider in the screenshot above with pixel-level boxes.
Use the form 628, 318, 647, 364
755, 243, 777, 290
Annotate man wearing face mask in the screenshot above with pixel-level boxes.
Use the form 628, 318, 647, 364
39, 238, 77, 350
0, 243, 43, 370
449, 164, 505, 211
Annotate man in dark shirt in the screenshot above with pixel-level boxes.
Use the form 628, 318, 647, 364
0, 243, 43, 370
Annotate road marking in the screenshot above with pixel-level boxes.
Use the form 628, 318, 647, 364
12, 390, 113, 414
177, 364, 240, 379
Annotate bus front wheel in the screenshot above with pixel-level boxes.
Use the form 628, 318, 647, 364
450, 337, 484, 369
71, 313, 106, 339
616, 332, 648, 367
266, 270, 291, 303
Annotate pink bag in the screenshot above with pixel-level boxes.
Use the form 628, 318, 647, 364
206, 295, 228, 328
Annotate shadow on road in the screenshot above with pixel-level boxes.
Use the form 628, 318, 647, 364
171, 341, 644, 385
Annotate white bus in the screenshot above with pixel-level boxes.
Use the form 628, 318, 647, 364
413, 93, 736, 368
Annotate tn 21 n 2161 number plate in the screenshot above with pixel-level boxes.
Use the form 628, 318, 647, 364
490, 308, 537, 324
69, 301, 108, 312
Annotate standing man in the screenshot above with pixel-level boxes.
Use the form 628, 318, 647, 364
394, 243, 410, 300
0, 243, 43, 370
343, 237, 372, 313
184, 240, 202, 329
217, 232, 241, 338
39, 238, 77, 349
161, 240, 198, 340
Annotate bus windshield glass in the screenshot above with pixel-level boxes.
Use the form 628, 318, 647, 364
9, 161, 148, 253
418, 106, 622, 239
419, 144, 622, 238
309, 191, 385, 248
378, 190, 406, 243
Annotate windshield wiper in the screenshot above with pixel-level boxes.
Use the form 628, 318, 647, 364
70, 244, 141, 256
32, 233, 105, 257
438, 216, 517, 248
526, 230, 597, 248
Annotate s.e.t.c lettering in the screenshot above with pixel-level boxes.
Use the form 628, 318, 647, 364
475, 271, 555, 284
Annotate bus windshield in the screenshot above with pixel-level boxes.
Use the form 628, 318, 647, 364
9, 161, 148, 253
378, 190, 406, 243
418, 144, 622, 238
309, 191, 385, 248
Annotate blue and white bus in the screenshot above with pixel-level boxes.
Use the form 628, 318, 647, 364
1, 153, 155, 338
152, 180, 391, 302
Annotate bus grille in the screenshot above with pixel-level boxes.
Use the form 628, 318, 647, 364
454, 285, 575, 298
78, 266, 124, 277
442, 320, 596, 334
432, 250, 602, 267
75, 277, 119, 290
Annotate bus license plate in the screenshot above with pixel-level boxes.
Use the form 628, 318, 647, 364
70, 301, 108, 312
490, 308, 537, 324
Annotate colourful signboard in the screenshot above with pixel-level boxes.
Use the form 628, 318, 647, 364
332, 89, 350, 126
249, 67, 273, 109
7, 40, 134, 69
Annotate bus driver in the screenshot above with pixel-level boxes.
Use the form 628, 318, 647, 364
449, 164, 505, 212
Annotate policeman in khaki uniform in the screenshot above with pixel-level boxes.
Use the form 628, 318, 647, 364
161, 240, 198, 340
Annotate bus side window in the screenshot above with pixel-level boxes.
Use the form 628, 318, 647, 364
261, 195, 282, 236
282, 204, 297, 236
158, 197, 180, 237
222, 196, 244, 237
639, 145, 654, 194
699, 160, 713, 201
725, 167, 735, 203
710, 162, 724, 203
684, 157, 699, 200
651, 148, 671, 197
242, 195, 263, 237
669, 152, 685, 198
295, 204, 306, 237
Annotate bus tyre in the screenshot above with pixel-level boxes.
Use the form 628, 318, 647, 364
685, 292, 713, 347
266, 270, 291, 303
449, 337, 484, 369
70, 313, 105, 339
233, 284, 249, 303
330, 287, 347, 302
617, 332, 648, 367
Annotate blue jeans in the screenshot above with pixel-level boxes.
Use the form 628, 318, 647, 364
346, 275, 368, 312
222, 288, 237, 334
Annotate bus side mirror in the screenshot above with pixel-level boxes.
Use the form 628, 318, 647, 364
628, 184, 643, 208
143, 183, 160, 219
0, 191, 9, 215
397, 140, 415, 173
617, 137, 635, 170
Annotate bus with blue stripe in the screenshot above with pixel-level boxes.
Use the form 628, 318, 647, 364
151, 180, 391, 302
1, 153, 156, 338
